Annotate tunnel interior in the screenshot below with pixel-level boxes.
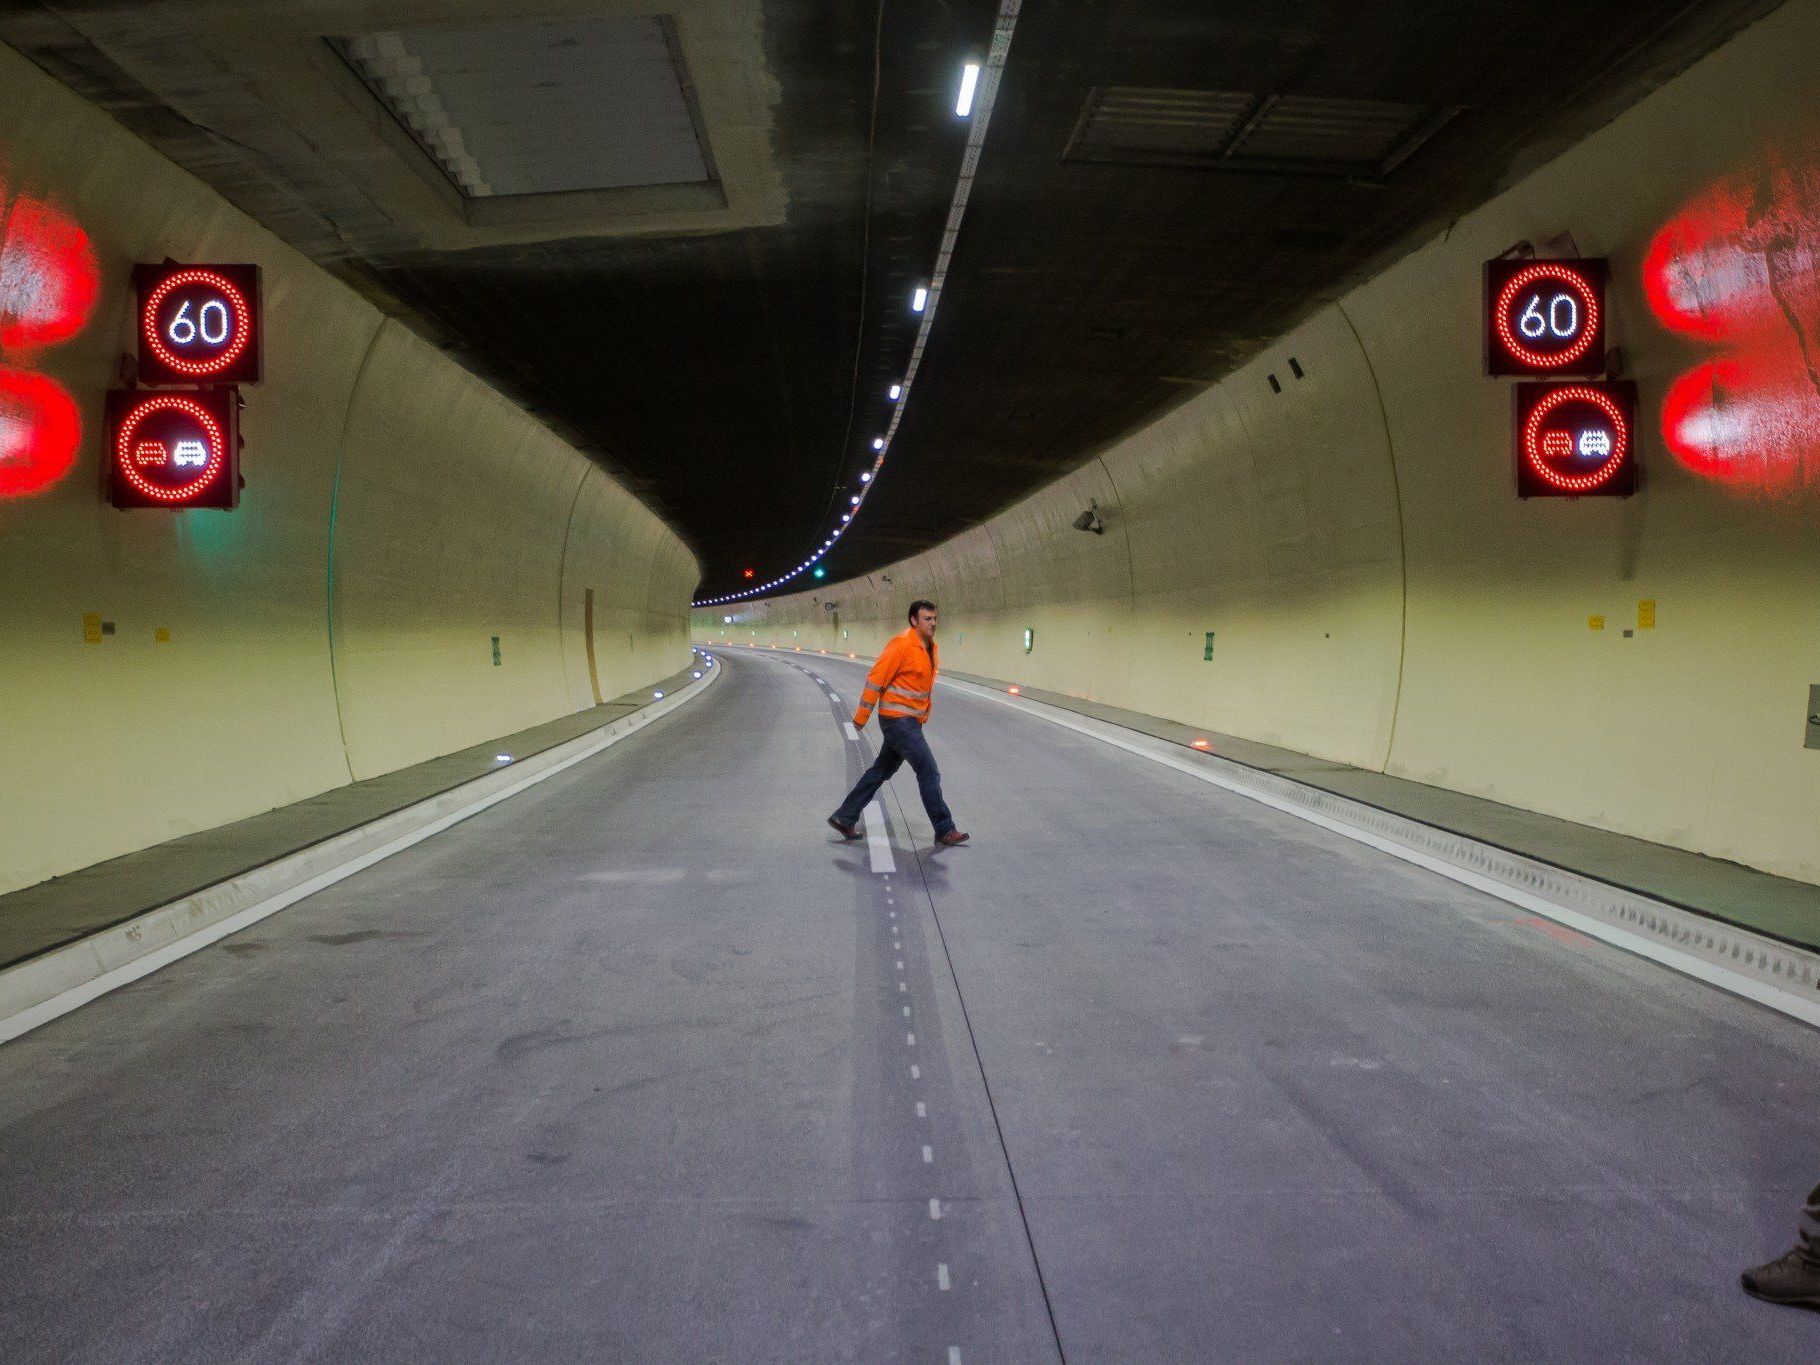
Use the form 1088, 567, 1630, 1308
2, 0, 1819, 1357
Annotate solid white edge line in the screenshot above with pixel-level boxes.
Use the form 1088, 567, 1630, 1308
866, 800, 895, 873
941, 675, 1820, 1031
0, 664, 723, 1046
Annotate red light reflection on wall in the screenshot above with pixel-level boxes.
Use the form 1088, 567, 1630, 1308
0, 184, 98, 498
1660, 355, 1820, 493
0, 366, 81, 498
1644, 150, 1820, 492
0, 195, 100, 351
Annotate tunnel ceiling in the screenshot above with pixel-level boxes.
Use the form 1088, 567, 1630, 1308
0, 0, 1783, 599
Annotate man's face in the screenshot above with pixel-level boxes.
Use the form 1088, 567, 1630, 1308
912, 608, 937, 641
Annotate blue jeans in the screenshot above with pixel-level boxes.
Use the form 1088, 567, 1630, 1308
834, 716, 955, 836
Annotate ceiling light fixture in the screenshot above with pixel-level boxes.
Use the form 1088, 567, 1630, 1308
691, 1, 1023, 608
955, 62, 981, 118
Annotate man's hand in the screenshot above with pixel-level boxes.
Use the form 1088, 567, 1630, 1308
851, 710, 869, 729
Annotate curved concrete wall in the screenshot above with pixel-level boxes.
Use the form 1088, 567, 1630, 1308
0, 46, 696, 896
700, 0, 1820, 886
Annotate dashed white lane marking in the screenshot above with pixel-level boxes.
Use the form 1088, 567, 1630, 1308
898, 982, 907, 992
915, 1101, 927, 1118
929, 1198, 943, 1220
843, 723, 859, 742
896, 960, 904, 970
922, 1144, 934, 1164
937, 1263, 951, 1291
866, 802, 894, 874
906, 1032, 916, 1046
910, 1065, 920, 1079
949, 1348, 963, 1365
902, 1005, 911, 1017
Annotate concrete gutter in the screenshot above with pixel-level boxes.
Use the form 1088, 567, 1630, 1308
0, 660, 722, 1045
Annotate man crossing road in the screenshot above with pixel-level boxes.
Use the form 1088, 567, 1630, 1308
827, 600, 969, 847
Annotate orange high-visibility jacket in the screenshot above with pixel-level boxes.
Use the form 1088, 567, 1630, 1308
853, 627, 937, 727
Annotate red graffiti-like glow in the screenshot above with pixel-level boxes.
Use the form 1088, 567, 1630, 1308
0, 195, 100, 351
0, 366, 81, 498
1644, 150, 1820, 492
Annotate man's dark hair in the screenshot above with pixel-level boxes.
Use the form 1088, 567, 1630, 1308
907, 599, 937, 624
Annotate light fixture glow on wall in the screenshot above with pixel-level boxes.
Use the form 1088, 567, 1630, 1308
889, 384, 902, 400
911, 286, 928, 313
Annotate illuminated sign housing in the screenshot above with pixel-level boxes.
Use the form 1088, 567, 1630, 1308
1485, 258, 1608, 376
134, 263, 262, 385
1513, 380, 1636, 498
106, 387, 240, 509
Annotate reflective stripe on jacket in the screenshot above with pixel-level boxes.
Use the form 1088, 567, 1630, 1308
853, 627, 937, 727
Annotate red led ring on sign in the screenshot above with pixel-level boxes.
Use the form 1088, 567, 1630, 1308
114, 394, 225, 502
1495, 264, 1600, 370
1522, 385, 1628, 492
141, 269, 252, 378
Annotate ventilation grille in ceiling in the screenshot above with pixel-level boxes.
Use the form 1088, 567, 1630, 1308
1066, 87, 1456, 181
333, 16, 713, 200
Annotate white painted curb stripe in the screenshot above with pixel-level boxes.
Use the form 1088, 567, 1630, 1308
0, 663, 723, 1045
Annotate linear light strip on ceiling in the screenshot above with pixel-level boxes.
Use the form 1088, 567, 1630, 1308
696, 0, 1022, 607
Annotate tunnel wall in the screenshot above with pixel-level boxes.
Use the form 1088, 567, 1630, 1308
0, 45, 697, 897
698, 0, 1820, 886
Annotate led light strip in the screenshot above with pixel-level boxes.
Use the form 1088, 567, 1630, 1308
696, 0, 1023, 607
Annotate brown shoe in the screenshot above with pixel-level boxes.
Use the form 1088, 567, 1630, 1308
935, 830, 970, 846
1742, 1247, 1820, 1311
827, 815, 861, 840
